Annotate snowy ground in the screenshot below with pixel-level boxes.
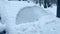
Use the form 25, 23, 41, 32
36, 4, 57, 16
44, 5, 57, 16
0, 1, 60, 34
15, 4, 60, 34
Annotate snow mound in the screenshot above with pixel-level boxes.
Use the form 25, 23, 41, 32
15, 14, 60, 34
16, 6, 48, 24
15, 5, 60, 34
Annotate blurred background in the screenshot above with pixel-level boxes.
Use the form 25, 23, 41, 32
8, 0, 57, 8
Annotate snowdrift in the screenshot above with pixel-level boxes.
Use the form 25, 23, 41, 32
16, 6, 48, 24
0, 1, 60, 34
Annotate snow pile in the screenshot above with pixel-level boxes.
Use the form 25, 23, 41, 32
16, 6, 48, 24
0, 1, 59, 34
0, 1, 37, 34
15, 14, 60, 34
15, 5, 60, 34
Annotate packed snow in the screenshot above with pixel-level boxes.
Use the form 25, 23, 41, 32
0, 1, 60, 34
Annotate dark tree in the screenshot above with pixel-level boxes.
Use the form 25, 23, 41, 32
39, 0, 42, 6
0, 16, 1, 21
57, 0, 60, 18
47, 0, 51, 7
23, 0, 27, 1
19, 0, 21, 1
44, 0, 47, 8
0, 30, 6, 34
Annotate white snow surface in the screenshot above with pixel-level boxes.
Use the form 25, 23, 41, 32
44, 6, 57, 16
0, 1, 60, 34
15, 15, 60, 34
15, 5, 60, 34
15, 4, 60, 34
